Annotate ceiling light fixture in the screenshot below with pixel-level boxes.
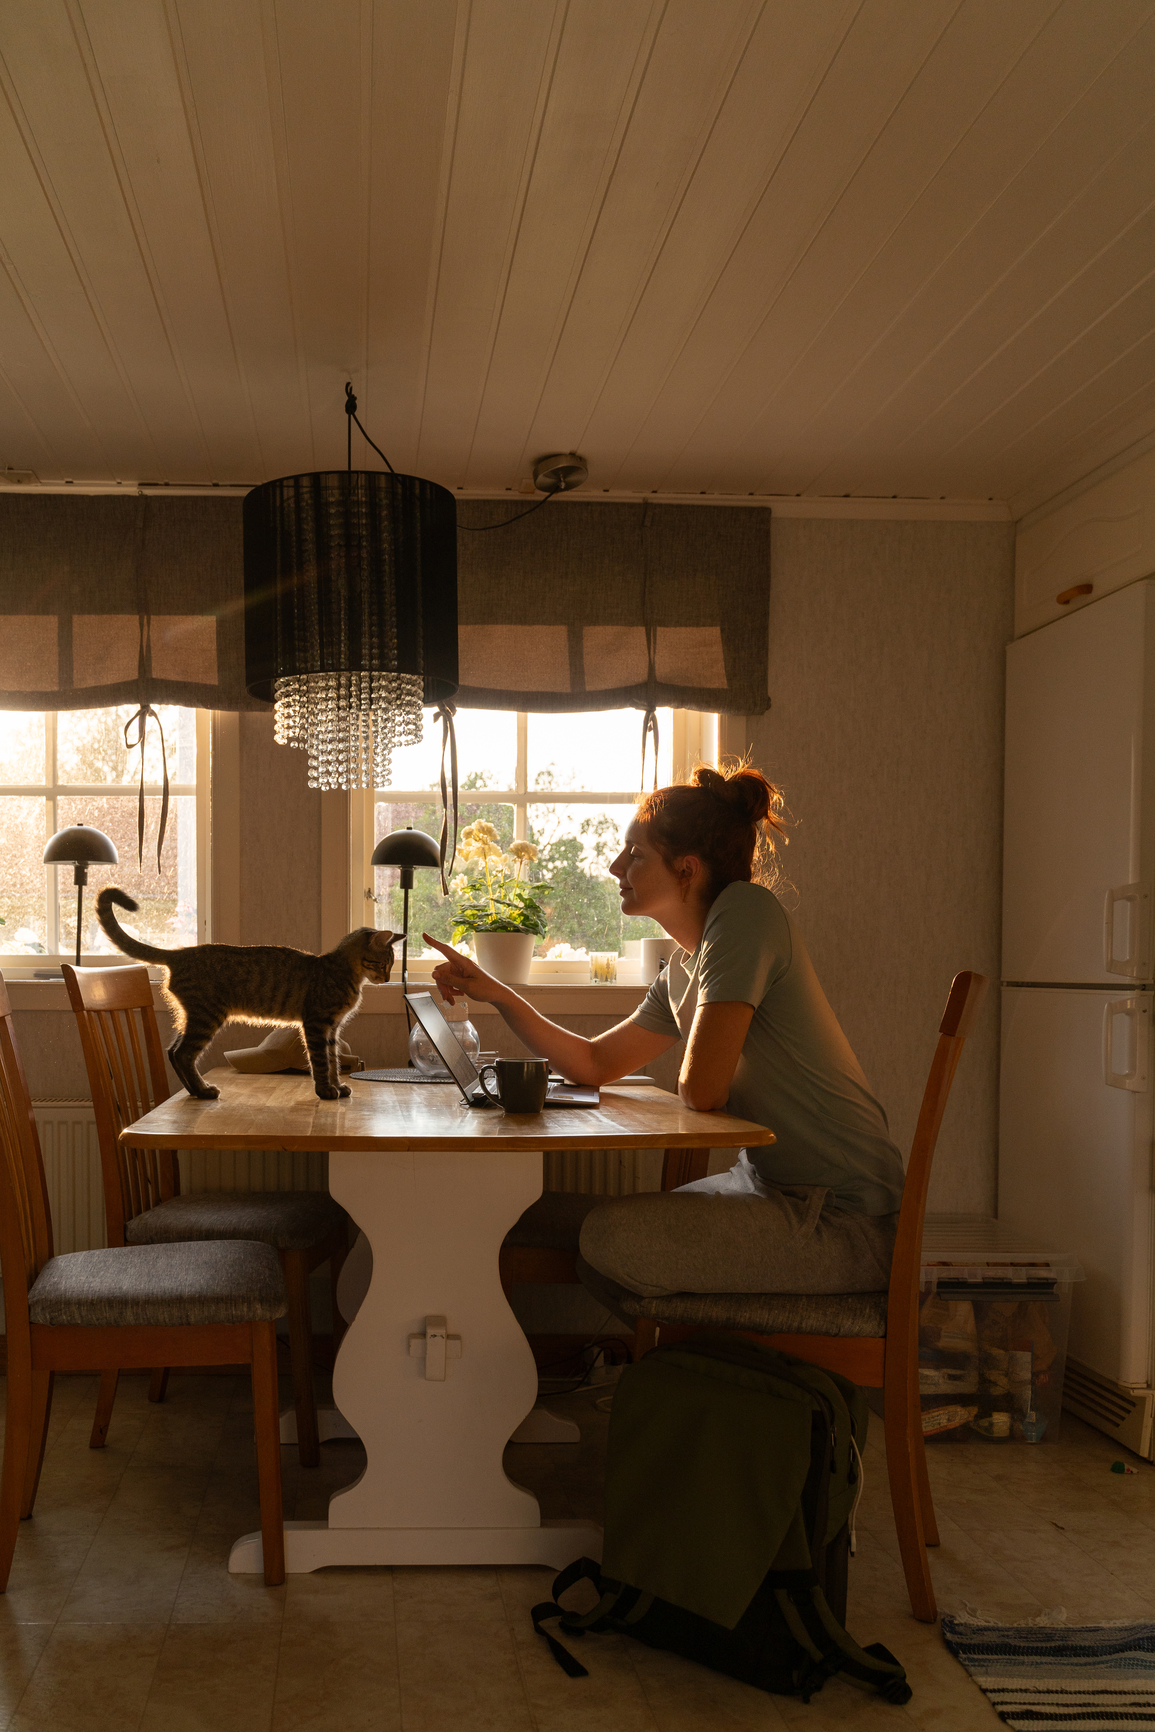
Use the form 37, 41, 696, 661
241, 386, 459, 792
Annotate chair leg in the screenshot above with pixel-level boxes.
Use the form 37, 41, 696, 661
283, 1250, 320, 1469
913, 1416, 940, 1547
0, 1365, 33, 1591
883, 1361, 938, 1623
20, 1371, 53, 1520
89, 1368, 120, 1450
632, 1318, 658, 1361
148, 1368, 170, 1404
250, 1322, 285, 1588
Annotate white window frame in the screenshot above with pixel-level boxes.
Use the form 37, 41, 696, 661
350, 708, 718, 980
0, 707, 211, 971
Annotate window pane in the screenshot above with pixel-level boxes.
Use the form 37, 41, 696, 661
56, 793, 196, 954
528, 709, 672, 792
0, 796, 48, 952
526, 801, 664, 954
0, 713, 45, 785
371, 796, 516, 948
57, 705, 194, 785
386, 707, 517, 793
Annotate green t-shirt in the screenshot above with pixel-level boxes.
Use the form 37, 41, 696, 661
630, 880, 904, 1215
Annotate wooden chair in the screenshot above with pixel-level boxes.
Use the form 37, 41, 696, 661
627, 971, 989, 1625
0, 974, 285, 1588
63, 964, 350, 1468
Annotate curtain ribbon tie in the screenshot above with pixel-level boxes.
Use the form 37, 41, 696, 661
123, 704, 169, 872
435, 704, 459, 895
640, 707, 659, 794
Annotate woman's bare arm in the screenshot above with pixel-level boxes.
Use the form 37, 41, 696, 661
678, 1001, 755, 1111
424, 935, 676, 1082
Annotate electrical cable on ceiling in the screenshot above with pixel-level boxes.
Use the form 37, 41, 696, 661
456, 488, 557, 531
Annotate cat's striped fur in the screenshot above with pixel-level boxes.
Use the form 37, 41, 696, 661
95, 886, 396, 1100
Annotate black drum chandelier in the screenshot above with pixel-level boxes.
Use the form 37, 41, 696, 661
242, 388, 459, 791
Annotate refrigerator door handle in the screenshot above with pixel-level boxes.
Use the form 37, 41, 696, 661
1104, 996, 1150, 1091
1104, 883, 1150, 977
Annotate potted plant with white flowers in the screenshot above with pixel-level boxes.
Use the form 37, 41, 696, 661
450, 822, 549, 985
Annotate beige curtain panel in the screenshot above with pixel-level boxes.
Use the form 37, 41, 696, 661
0, 494, 260, 712
456, 499, 769, 715
0, 494, 769, 715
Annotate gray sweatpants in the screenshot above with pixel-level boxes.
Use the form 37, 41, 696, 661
577, 1151, 898, 1300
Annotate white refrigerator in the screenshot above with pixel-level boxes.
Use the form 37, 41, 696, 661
1000, 578, 1155, 1451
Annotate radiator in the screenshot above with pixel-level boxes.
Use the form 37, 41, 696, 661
542, 1147, 663, 1196
179, 1149, 329, 1194
1064, 1357, 1155, 1460
32, 1101, 106, 1255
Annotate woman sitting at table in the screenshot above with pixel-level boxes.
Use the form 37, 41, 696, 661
424, 761, 904, 1311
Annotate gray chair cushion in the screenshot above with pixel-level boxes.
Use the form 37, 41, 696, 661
574, 1252, 889, 1338
28, 1241, 287, 1328
125, 1190, 346, 1252
503, 1190, 607, 1252
628, 1288, 890, 1338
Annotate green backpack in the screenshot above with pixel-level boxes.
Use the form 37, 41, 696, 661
533, 1334, 912, 1705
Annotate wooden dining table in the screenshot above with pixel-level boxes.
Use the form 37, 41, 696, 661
121, 1069, 773, 1576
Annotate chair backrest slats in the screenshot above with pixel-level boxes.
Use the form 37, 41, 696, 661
886, 971, 989, 1369
63, 965, 178, 1246
0, 976, 54, 1357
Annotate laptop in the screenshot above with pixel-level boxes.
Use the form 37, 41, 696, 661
398, 991, 600, 1110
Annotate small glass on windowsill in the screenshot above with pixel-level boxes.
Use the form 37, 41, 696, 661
589, 952, 618, 984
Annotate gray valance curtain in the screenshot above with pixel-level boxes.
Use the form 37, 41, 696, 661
0, 494, 260, 712
0, 494, 770, 715
456, 499, 769, 715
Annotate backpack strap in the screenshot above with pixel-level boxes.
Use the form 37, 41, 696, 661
531, 1558, 651, 1678
783, 1582, 913, 1705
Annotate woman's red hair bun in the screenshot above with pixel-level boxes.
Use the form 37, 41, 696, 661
635, 758, 785, 896
690, 763, 776, 826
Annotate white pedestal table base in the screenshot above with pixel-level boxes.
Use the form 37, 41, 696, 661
236, 1145, 599, 1574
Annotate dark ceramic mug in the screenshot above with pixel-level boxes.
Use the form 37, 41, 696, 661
477, 1057, 549, 1113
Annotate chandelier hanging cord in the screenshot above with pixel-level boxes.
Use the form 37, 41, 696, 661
344, 381, 396, 475
434, 704, 459, 896
123, 704, 170, 872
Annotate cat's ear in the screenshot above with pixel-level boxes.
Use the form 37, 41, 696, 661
367, 929, 396, 980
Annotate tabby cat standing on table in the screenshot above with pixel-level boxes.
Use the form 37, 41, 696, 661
94, 886, 395, 1101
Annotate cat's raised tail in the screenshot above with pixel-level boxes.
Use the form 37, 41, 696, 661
95, 887, 172, 964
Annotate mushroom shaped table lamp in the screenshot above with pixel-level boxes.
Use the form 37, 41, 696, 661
369, 825, 442, 995
43, 825, 118, 967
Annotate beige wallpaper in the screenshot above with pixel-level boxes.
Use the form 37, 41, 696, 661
744, 517, 1015, 1213
237, 712, 323, 952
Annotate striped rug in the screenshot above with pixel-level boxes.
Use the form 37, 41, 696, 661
941, 1615, 1155, 1728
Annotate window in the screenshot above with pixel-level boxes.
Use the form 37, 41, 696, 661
0, 707, 209, 967
355, 707, 717, 975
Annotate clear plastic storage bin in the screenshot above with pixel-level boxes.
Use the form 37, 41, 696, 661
919, 1216, 1084, 1446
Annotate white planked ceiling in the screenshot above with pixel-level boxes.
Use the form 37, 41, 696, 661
0, 0, 1153, 516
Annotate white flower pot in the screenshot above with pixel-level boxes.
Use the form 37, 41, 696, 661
473, 930, 536, 985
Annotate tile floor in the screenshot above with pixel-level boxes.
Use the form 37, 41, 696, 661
0, 1366, 1152, 1730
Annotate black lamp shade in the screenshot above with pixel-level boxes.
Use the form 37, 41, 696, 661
242, 471, 459, 706
43, 826, 118, 866
371, 828, 442, 871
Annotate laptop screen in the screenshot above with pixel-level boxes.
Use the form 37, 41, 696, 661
405, 993, 481, 1100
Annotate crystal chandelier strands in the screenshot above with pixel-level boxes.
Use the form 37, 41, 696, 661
273, 670, 424, 790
